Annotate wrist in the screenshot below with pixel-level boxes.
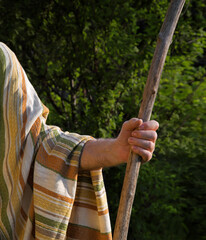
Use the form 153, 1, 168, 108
97, 138, 119, 167
106, 138, 127, 166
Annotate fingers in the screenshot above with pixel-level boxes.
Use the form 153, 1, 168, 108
131, 130, 158, 142
128, 138, 155, 152
122, 118, 143, 131
122, 118, 159, 132
121, 118, 159, 163
128, 138, 155, 162
127, 119, 159, 163
128, 136, 156, 162
138, 120, 159, 131
131, 146, 153, 162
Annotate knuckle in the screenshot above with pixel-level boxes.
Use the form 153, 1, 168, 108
151, 120, 159, 129
122, 120, 129, 128
148, 141, 154, 151
143, 151, 152, 162
148, 152, 152, 160
129, 118, 138, 126
131, 117, 137, 122
152, 131, 158, 141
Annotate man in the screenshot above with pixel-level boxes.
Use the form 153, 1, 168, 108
0, 42, 158, 239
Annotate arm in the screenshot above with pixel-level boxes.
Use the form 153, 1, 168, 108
80, 118, 159, 170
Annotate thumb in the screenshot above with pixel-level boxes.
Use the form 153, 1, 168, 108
122, 118, 143, 131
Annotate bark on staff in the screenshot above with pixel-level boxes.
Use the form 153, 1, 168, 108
113, 0, 186, 239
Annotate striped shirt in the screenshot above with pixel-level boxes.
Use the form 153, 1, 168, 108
0, 42, 112, 240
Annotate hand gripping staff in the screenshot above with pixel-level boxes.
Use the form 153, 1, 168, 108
113, 0, 186, 239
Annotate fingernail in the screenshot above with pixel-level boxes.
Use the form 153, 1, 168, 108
132, 132, 137, 137
129, 137, 135, 143
139, 125, 144, 130
132, 146, 138, 151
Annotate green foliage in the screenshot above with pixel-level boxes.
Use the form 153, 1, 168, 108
0, 0, 206, 239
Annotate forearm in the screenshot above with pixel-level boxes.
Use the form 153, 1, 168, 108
80, 139, 124, 170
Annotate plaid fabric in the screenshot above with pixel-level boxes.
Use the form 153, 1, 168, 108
0, 42, 112, 240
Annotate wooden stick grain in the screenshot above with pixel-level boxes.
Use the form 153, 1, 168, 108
113, 1, 186, 239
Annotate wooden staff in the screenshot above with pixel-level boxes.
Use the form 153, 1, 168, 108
113, 0, 186, 239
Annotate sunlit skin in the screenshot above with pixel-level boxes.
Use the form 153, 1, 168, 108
81, 118, 159, 170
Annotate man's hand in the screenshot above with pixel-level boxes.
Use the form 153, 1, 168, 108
81, 118, 159, 170
114, 118, 159, 164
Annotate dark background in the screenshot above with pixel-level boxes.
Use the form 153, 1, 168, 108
1, 0, 205, 239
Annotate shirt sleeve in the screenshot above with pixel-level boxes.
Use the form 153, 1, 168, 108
33, 121, 112, 240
